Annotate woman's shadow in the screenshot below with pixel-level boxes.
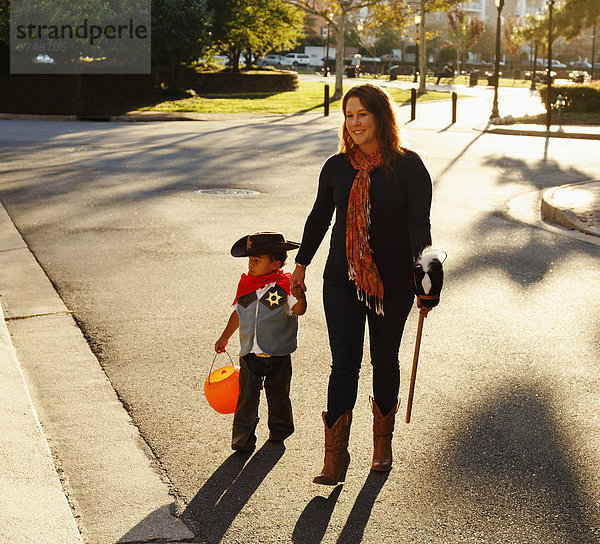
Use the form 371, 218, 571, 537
292, 471, 390, 544
181, 441, 285, 543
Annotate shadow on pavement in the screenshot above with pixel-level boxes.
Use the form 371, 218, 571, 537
0, 121, 338, 213
181, 441, 285, 542
336, 471, 390, 544
291, 470, 390, 544
449, 210, 599, 287
443, 152, 599, 287
441, 384, 598, 543
292, 484, 343, 543
434, 129, 487, 184
485, 155, 594, 191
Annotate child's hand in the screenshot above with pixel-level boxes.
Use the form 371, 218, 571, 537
215, 337, 228, 353
291, 283, 306, 300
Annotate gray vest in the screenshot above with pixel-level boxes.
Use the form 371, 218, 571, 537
237, 284, 298, 356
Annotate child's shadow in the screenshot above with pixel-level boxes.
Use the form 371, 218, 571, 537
181, 441, 285, 543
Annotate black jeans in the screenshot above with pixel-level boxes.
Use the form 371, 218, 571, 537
232, 353, 294, 450
323, 279, 414, 426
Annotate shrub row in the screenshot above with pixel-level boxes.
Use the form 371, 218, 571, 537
0, 74, 158, 116
539, 83, 600, 113
181, 70, 298, 94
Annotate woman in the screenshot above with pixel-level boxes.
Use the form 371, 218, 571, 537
290, 83, 432, 485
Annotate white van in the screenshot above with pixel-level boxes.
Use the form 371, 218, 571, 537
280, 53, 310, 67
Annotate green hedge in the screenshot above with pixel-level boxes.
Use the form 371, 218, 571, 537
0, 74, 157, 115
181, 70, 298, 94
539, 82, 600, 113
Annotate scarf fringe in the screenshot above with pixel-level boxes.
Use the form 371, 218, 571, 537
353, 283, 385, 316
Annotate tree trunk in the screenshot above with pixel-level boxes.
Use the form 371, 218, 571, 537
418, 5, 427, 94
229, 46, 241, 72
333, 8, 348, 102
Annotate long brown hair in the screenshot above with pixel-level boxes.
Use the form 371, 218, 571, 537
339, 83, 405, 179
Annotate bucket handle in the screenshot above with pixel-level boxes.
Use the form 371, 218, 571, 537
208, 351, 234, 385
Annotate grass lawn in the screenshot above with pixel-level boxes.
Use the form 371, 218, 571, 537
140, 80, 453, 114
514, 111, 600, 125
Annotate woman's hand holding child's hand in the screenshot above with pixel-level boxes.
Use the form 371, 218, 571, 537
290, 264, 307, 293
291, 283, 306, 299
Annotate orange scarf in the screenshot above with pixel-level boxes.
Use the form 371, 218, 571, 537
346, 147, 384, 315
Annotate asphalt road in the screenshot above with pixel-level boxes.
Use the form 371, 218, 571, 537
1, 105, 599, 543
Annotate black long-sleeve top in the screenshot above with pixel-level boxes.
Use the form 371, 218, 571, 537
296, 150, 432, 295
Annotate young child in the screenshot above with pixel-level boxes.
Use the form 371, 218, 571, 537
215, 231, 307, 452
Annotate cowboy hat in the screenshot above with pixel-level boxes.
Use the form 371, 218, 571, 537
231, 231, 300, 257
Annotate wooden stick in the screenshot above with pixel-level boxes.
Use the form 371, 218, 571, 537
405, 309, 428, 424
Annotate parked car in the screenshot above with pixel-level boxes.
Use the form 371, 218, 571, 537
280, 53, 310, 67
536, 58, 566, 69
257, 54, 282, 66
569, 61, 592, 70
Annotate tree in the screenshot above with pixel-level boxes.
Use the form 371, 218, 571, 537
445, 7, 484, 73
407, 0, 464, 95
152, 0, 211, 86
553, 0, 599, 40
210, 0, 304, 72
472, 23, 496, 62
502, 15, 521, 71
291, 0, 398, 101
374, 23, 405, 57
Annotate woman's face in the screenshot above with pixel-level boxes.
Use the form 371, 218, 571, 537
345, 96, 379, 155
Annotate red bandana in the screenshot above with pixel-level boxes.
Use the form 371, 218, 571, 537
233, 270, 291, 305
347, 146, 385, 315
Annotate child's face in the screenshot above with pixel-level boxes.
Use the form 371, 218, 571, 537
248, 254, 280, 277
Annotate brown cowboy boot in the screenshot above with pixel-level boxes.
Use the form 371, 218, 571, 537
313, 411, 352, 485
371, 397, 400, 472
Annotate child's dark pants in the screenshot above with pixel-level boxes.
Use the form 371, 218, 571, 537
232, 353, 294, 450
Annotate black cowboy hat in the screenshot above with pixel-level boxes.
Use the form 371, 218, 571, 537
231, 231, 300, 257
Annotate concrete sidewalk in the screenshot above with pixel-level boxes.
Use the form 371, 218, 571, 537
0, 204, 194, 543
0, 237, 82, 543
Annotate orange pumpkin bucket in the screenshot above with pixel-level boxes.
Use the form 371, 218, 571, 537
204, 352, 240, 414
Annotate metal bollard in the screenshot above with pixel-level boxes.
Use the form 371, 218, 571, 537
410, 88, 417, 121
452, 92, 457, 124
324, 84, 330, 117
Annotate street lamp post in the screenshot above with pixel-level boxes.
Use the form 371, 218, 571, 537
546, 0, 555, 131
324, 18, 331, 77
490, 0, 505, 120
413, 15, 421, 83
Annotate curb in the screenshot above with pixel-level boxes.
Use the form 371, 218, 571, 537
487, 127, 600, 140
0, 111, 296, 123
541, 185, 600, 237
475, 125, 600, 140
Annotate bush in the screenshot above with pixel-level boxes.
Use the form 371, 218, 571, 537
181, 70, 298, 93
539, 82, 600, 113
